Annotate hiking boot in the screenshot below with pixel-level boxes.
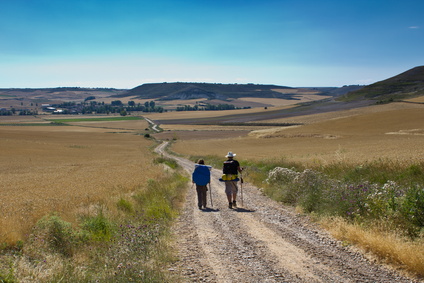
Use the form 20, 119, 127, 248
198, 205, 202, 210
232, 200, 237, 208
229, 202, 232, 209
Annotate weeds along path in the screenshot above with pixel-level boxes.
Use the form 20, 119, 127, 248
155, 142, 416, 282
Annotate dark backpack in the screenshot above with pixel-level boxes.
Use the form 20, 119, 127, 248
223, 160, 238, 175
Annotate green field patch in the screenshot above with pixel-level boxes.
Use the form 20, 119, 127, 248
47, 116, 143, 123
0, 123, 64, 126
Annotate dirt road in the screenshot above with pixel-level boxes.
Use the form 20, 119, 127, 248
155, 142, 417, 282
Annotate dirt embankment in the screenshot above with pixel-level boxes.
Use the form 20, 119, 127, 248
155, 142, 418, 283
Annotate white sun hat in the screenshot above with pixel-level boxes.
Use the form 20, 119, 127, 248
225, 151, 236, 158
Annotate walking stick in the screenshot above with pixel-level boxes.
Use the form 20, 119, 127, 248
209, 183, 213, 207
240, 171, 244, 207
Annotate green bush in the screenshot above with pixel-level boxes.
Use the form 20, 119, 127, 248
117, 198, 134, 213
81, 210, 114, 241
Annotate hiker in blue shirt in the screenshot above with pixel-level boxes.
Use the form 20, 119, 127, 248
192, 159, 211, 210
222, 152, 243, 209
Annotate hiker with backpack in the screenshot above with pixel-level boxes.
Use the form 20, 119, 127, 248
222, 152, 243, 209
192, 159, 211, 210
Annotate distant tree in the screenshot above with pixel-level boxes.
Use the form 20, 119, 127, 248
111, 100, 123, 106
84, 96, 96, 101
128, 101, 135, 107
149, 101, 155, 108
120, 110, 127, 116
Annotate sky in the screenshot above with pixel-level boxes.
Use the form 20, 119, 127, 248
0, 0, 423, 89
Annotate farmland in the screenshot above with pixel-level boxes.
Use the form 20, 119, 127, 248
0, 116, 154, 243
154, 102, 424, 165
1, 84, 423, 281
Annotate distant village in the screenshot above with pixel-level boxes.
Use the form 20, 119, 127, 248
0, 96, 250, 116
0, 98, 165, 116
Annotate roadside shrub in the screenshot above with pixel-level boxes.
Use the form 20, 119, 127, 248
265, 167, 301, 204
265, 167, 424, 237
25, 214, 83, 258
134, 174, 187, 221
116, 198, 134, 213
154, 156, 179, 169
266, 167, 332, 212
81, 209, 114, 242
295, 169, 327, 213
400, 185, 424, 236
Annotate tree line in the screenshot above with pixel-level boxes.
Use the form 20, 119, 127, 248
176, 103, 251, 111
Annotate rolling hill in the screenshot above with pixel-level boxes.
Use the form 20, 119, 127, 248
340, 65, 424, 102
114, 82, 333, 101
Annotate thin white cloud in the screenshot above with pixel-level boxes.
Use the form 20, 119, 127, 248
408, 26, 419, 29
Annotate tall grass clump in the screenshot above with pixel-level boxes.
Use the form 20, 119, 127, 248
154, 156, 179, 169
24, 214, 85, 259
105, 172, 188, 282
80, 208, 114, 242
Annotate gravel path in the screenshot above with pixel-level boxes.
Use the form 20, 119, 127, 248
156, 142, 419, 283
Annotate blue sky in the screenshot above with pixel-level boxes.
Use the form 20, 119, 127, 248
0, 0, 423, 88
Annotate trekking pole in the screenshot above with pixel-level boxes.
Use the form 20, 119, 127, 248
209, 183, 213, 207
240, 171, 244, 207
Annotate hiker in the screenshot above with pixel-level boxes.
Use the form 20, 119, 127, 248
222, 151, 242, 209
192, 159, 211, 210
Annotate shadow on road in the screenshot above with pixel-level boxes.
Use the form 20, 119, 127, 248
200, 207, 220, 212
234, 207, 255, 213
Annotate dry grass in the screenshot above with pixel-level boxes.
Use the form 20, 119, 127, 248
404, 95, 424, 103
320, 217, 424, 278
0, 119, 158, 244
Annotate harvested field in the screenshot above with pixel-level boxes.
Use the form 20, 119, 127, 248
238, 94, 330, 107
153, 130, 250, 140
143, 105, 294, 121
257, 101, 424, 125
0, 118, 158, 244
170, 104, 424, 165
65, 119, 150, 131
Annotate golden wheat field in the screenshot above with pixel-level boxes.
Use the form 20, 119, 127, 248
0, 117, 160, 244
169, 102, 424, 165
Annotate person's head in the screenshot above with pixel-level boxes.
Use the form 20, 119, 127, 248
225, 151, 236, 159
197, 159, 205, 165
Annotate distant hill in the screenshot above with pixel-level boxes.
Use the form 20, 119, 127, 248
115, 82, 308, 101
341, 66, 424, 102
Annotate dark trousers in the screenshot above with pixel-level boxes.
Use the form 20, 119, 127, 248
196, 185, 208, 208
